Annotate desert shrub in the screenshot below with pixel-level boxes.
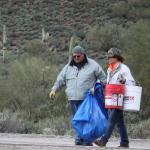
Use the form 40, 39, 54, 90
141, 8, 150, 18
120, 20, 150, 120
1, 57, 60, 120
0, 56, 70, 124
128, 8, 150, 20
111, 1, 129, 18
0, 110, 71, 134
128, 0, 150, 7
127, 0, 150, 19
41, 116, 71, 135
128, 119, 150, 138
18, 116, 71, 135
0, 110, 23, 133
86, 23, 122, 51
23, 39, 47, 55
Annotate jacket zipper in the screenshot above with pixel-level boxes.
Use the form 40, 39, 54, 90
75, 69, 79, 99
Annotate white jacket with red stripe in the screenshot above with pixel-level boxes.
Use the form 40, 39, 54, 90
107, 63, 135, 85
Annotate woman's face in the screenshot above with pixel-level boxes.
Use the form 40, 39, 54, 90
107, 57, 118, 64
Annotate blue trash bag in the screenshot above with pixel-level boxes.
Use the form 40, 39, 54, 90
94, 82, 108, 119
72, 83, 108, 143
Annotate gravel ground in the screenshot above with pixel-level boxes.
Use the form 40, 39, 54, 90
0, 133, 149, 150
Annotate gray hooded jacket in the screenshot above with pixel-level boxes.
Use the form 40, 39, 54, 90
52, 58, 106, 101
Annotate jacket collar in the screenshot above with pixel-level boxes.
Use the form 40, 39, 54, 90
109, 62, 120, 73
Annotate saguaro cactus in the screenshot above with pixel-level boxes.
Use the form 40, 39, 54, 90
42, 28, 52, 43
1, 25, 7, 63
3, 25, 7, 45
42, 28, 46, 43
68, 35, 80, 62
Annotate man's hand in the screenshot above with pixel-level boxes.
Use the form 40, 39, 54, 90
90, 87, 94, 95
49, 90, 56, 99
117, 74, 126, 84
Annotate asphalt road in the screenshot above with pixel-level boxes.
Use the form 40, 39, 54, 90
0, 133, 149, 150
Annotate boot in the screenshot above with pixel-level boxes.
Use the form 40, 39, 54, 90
118, 143, 129, 148
94, 139, 107, 147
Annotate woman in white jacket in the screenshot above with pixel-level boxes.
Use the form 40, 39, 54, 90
95, 48, 135, 148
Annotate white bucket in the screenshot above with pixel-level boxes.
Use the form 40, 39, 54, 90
123, 85, 142, 112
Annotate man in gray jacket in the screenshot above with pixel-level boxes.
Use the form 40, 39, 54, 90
49, 46, 106, 146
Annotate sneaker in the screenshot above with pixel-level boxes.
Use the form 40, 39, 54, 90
75, 139, 83, 145
118, 144, 129, 148
75, 141, 83, 145
94, 139, 107, 147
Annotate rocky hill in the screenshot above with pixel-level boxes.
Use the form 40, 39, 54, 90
1, 0, 149, 52
0, 0, 150, 137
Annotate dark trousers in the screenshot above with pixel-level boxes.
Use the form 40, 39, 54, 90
102, 109, 129, 145
69, 100, 91, 144
69, 100, 83, 116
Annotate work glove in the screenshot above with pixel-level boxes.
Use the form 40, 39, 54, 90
117, 73, 126, 84
49, 90, 56, 99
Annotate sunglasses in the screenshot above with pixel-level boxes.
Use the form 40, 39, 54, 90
73, 54, 82, 58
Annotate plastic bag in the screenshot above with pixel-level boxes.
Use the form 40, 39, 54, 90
72, 83, 108, 143
94, 82, 108, 119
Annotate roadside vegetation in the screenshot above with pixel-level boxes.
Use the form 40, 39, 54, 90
0, 0, 150, 138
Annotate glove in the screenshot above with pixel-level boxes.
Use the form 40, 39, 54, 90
90, 87, 94, 95
49, 90, 56, 99
117, 73, 126, 84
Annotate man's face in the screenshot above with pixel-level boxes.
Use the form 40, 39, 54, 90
107, 57, 118, 64
73, 53, 85, 63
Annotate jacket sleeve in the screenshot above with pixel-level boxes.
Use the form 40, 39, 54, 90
51, 65, 68, 92
95, 63, 107, 84
123, 66, 136, 85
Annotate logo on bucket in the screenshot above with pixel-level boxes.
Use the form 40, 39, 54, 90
105, 84, 125, 109
123, 85, 142, 111
105, 93, 123, 108
124, 96, 135, 104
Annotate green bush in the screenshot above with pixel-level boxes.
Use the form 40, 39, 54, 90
0, 110, 71, 134
128, 8, 150, 20
0, 110, 23, 133
41, 116, 71, 135
86, 23, 122, 51
23, 39, 47, 55
111, 1, 129, 18
0, 56, 71, 123
120, 20, 150, 120
128, 0, 150, 7
1, 57, 59, 119
128, 119, 150, 138
142, 8, 150, 18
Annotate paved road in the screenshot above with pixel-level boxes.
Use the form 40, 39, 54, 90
0, 133, 149, 150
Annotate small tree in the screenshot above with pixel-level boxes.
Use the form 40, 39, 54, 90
86, 23, 122, 52
121, 20, 150, 119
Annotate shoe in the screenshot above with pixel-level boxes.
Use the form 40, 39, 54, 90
75, 141, 83, 145
94, 139, 107, 147
75, 139, 83, 145
118, 144, 129, 148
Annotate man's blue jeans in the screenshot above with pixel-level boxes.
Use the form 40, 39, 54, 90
69, 100, 83, 116
101, 109, 129, 146
69, 100, 91, 144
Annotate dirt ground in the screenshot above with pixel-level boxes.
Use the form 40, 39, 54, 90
0, 133, 150, 150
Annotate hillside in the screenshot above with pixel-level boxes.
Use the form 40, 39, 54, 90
0, 0, 150, 137
1, 0, 149, 52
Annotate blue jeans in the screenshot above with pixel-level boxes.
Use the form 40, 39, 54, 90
69, 100, 83, 116
101, 109, 129, 145
69, 100, 92, 144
